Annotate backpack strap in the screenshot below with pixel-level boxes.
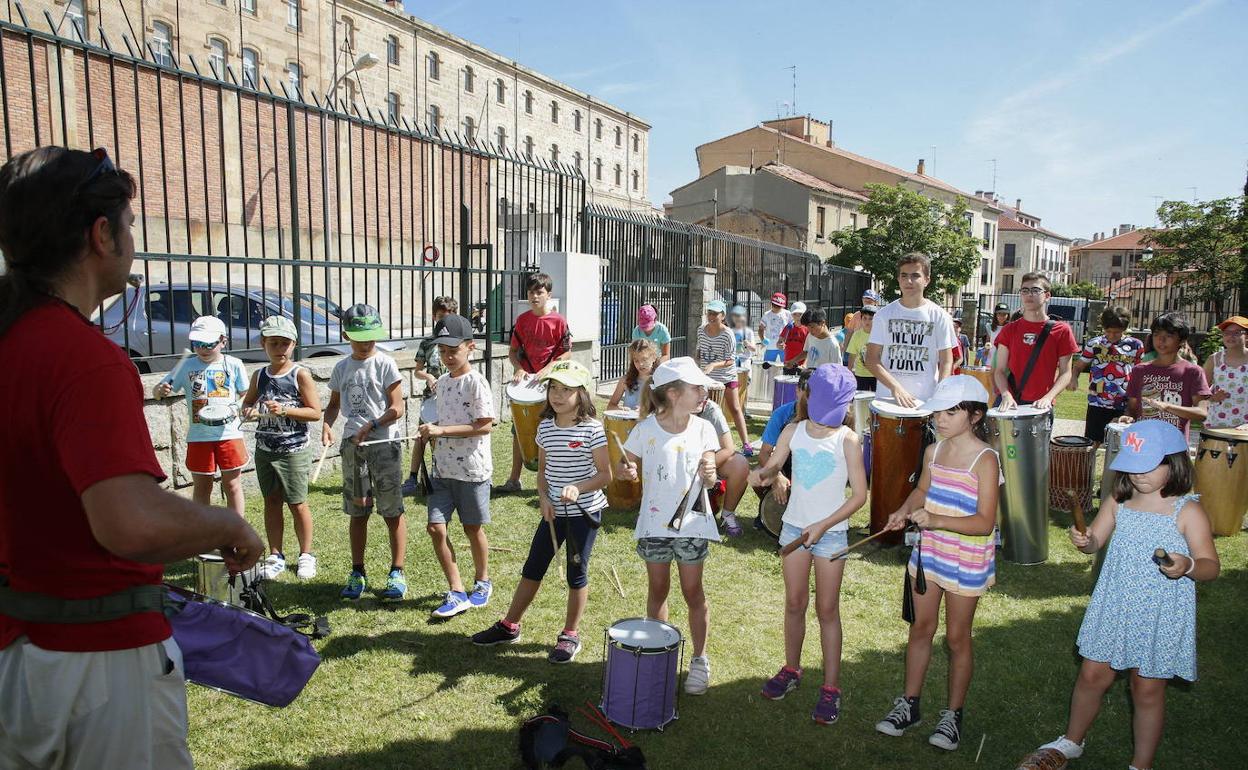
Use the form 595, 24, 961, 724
1007, 321, 1054, 401
0, 575, 164, 624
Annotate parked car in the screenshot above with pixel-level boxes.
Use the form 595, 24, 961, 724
96, 282, 404, 372
298, 292, 343, 320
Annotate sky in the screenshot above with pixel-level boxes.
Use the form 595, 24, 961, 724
407, 0, 1247, 240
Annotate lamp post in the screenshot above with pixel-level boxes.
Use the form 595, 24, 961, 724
328, 52, 378, 104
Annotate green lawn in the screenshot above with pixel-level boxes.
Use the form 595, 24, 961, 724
177, 403, 1246, 769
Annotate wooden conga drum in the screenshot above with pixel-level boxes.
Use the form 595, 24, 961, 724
507, 378, 547, 472
1195, 427, 1248, 536
604, 409, 642, 510
869, 399, 932, 544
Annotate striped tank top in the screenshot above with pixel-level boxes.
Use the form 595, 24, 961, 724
907, 441, 997, 596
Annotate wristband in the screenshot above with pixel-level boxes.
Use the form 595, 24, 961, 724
370, 418, 379, 431
1183, 556, 1197, 577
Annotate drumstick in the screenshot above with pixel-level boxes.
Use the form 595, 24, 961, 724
357, 435, 421, 447
310, 441, 331, 484
160, 348, 193, 397
1152, 548, 1174, 567
781, 528, 892, 559
1071, 498, 1087, 535
546, 518, 564, 580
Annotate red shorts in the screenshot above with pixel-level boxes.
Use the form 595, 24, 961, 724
186, 438, 249, 475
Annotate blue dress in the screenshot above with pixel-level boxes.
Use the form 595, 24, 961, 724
1077, 494, 1198, 681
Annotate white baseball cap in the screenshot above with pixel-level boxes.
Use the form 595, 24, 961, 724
790, 301, 807, 316
188, 315, 227, 343
651, 356, 715, 388
923, 374, 991, 412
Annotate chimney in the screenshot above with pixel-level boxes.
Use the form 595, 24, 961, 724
1112, 227, 1119, 237
917, 159, 925, 175
1016, 198, 1022, 212
1120, 223, 1133, 233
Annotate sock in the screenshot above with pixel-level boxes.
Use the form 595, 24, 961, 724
561, 628, 578, 639
390, 565, 403, 574
723, 509, 737, 518
352, 563, 365, 575
500, 619, 519, 632
821, 685, 840, 694
272, 551, 285, 560
906, 695, 921, 717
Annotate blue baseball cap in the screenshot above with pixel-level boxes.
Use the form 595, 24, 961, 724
807, 364, 856, 427
1109, 420, 1189, 474
706, 299, 727, 314
862, 289, 882, 303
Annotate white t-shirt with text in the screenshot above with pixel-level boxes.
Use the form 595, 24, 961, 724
867, 299, 957, 402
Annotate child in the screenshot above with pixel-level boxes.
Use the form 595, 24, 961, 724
1202, 315, 1248, 431
1024, 419, 1219, 770
974, 335, 991, 368
497, 272, 571, 493
632, 303, 672, 361
844, 305, 877, 392
322, 304, 407, 602
758, 292, 792, 364
241, 316, 323, 580
403, 295, 457, 496
419, 313, 496, 618
471, 360, 610, 662
697, 299, 742, 451
780, 301, 809, 374
952, 316, 971, 370
878, 375, 1001, 751
607, 338, 659, 412
802, 308, 842, 371
730, 305, 758, 454
1122, 313, 1210, 440
154, 315, 249, 515
748, 365, 867, 724
1070, 306, 1143, 446
617, 357, 721, 695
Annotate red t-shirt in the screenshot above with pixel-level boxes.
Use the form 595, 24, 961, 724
995, 318, 1079, 403
1126, 360, 1212, 439
781, 324, 809, 366
0, 301, 169, 652
510, 310, 571, 374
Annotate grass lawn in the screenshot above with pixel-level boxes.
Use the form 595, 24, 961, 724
177, 399, 1246, 769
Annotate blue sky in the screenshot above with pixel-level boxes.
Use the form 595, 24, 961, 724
408, 0, 1246, 239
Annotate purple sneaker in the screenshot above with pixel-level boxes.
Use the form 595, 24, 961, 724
761, 666, 801, 700
723, 512, 744, 538
813, 686, 841, 725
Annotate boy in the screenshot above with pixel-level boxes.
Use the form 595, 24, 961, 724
845, 305, 877, 391
155, 315, 249, 515
418, 313, 496, 618
1069, 306, 1143, 446
780, 301, 809, 374
1122, 313, 1210, 439
242, 316, 323, 580
866, 253, 957, 408
952, 315, 971, 369
802, 308, 842, 370
758, 292, 792, 364
403, 295, 457, 496
496, 272, 571, 493
993, 272, 1079, 411
322, 304, 407, 602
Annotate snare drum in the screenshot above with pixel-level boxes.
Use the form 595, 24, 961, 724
419, 397, 438, 424
1049, 435, 1096, 513
869, 399, 932, 542
988, 405, 1052, 565
756, 487, 786, 538
1101, 422, 1128, 504
748, 359, 775, 408
507, 378, 547, 471
773, 375, 799, 411
1195, 427, 1248, 536
604, 409, 642, 510
197, 402, 238, 427
601, 618, 683, 730
962, 365, 994, 396
707, 383, 726, 409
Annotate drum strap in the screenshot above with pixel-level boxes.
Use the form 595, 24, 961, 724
0, 575, 165, 624
1007, 321, 1054, 401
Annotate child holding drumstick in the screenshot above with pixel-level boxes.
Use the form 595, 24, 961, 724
748, 365, 867, 724
879, 375, 1000, 752
617, 357, 721, 695
607, 338, 659, 413
1021, 419, 1219, 770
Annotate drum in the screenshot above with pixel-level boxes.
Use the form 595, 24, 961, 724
196, 553, 259, 607
197, 402, 238, 427
852, 391, 875, 481
772, 375, 799, 411
604, 409, 642, 510
1049, 435, 1096, 513
757, 487, 786, 538
1194, 427, 1248, 536
736, 367, 751, 398
1101, 422, 1128, 504
748, 359, 775, 408
869, 399, 932, 543
962, 365, 994, 396
707, 383, 726, 409
988, 406, 1052, 565
419, 396, 438, 424
507, 378, 547, 472
601, 618, 683, 730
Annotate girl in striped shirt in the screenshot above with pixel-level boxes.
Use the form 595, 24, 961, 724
878, 375, 1000, 753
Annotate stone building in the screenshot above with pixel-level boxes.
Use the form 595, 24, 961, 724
985, 198, 1072, 292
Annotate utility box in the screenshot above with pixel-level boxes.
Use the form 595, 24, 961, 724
539, 252, 602, 343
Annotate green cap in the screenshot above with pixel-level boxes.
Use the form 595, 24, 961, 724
342, 304, 388, 341
259, 315, 298, 341
541, 359, 593, 389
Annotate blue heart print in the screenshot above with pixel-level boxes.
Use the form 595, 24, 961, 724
793, 448, 838, 489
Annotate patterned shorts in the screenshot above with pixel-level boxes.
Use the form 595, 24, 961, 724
636, 536, 710, 565
340, 441, 404, 518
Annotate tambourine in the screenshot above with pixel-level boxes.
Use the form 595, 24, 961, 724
198, 403, 240, 427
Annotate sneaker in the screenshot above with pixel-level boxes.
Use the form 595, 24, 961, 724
472, 620, 521, 646
875, 696, 921, 736
295, 552, 317, 580
260, 553, 286, 581
760, 666, 801, 700
340, 570, 366, 601
743, 443, 755, 458
432, 590, 471, 619
685, 656, 711, 695
1037, 735, 1085, 760
380, 569, 407, 602
812, 686, 841, 725
929, 708, 961, 750
401, 474, 421, 497
493, 479, 522, 494
548, 632, 582, 664
468, 579, 493, 608
722, 512, 744, 538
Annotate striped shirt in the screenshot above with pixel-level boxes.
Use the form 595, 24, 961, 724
537, 417, 608, 516
697, 325, 736, 384
908, 443, 998, 597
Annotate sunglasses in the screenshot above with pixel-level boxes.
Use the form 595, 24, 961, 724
71, 147, 119, 202
192, 340, 221, 350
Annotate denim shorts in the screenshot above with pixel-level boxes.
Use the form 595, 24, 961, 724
427, 477, 491, 526
778, 523, 849, 560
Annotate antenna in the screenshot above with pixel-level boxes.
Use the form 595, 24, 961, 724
1187, 186, 1198, 202
930, 145, 936, 175
784, 65, 796, 115
1150, 195, 1164, 226
987, 159, 998, 193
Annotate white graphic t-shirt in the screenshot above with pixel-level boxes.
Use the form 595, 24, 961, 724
432, 369, 497, 482
760, 309, 792, 350
867, 299, 957, 402
623, 414, 720, 541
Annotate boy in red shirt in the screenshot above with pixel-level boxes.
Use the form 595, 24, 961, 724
993, 273, 1079, 410
496, 272, 572, 493
780, 301, 810, 375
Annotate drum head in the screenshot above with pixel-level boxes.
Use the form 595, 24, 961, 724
853, 391, 875, 402
774, 375, 799, 385
757, 489, 785, 538
1201, 426, 1248, 442
197, 403, 235, 425
605, 408, 639, 422
870, 398, 931, 418
987, 405, 1049, 418
1052, 435, 1093, 448
197, 553, 224, 563
608, 618, 682, 651
506, 379, 548, 404
420, 398, 438, 424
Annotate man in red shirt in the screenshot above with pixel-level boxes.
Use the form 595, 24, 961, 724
0, 147, 262, 768
993, 272, 1079, 410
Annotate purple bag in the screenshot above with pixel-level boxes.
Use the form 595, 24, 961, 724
165, 585, 321, 708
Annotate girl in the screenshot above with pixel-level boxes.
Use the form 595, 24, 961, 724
1203, 316, 1248, 431
879, 375, 1000, 752
607, 338, 659, 414
631, 303, 672, 361
697, 299, 741, 449
748, 365, 867, 724
729, 305, 758, 455
471, 360, 611, 663
1025, 419, 1219, 770
617, 357, 721, 695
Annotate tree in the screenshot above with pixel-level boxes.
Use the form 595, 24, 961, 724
1050, 281, 1104, 300
1239, 170, 1248, 316
827, 183, 981, 300
1141, 196, 1247, 322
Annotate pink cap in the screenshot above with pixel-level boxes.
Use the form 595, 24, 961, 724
770, 292, 787, 308
637, 304, 657, 331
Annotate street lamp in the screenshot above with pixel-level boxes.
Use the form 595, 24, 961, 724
329, 52, 378, 102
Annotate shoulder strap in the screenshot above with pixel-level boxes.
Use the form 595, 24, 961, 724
968, 446, 995, 471
1008, 321, 1054, 400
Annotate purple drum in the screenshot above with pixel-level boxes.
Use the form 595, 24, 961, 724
600, 618, 683, 730
772, 375, 799, 411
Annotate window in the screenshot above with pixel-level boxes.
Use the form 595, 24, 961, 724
1002, 274, 1014, 293
614, 126, 622, 147
151, 21, 173, 67
633, 133, 639, 153
523, 90, 533, 114
463, 66, 474, 93
386, 92, 400, 122
426, 104, 440, 131
614, 164, 622, 186
981, 258, 991, 284
573, 110, 582, 132
427, 51, 441, 80
594, 118, 602, 140
286, 0, 300, 30
963, 212, 974, 236
573, 151, 582, 172
594, 157, 602, 181
550, 100, 559, 123
495, 78, 505, 104
550, 144, 560, 164
1004, 243, 1016, 267
241, 47, 259, 88
65, 0, 86, 41
632, 170, 639, 191
241, 0, 255, 13
848, 212, 858, 230
341, 17, 355, 49
386, 35, 399, 66
208, 38, 228, 78
495, 126, 506, 151
1035, 244, 1041, 263
462, 116, 476, 143
287, 62, 301, 93
983, 222, 992, 249
148, 289, 201, 324
523, 135, 534, 159
816, 206, 826, 237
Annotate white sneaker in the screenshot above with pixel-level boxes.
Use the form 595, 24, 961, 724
685, 655, 711, 695
260, 553, 286, 581
1038, 735, 1085, 759
296, 552, 317, 580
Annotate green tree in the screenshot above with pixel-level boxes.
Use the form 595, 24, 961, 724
1141, 196, 1247, 322
1050, 281, 1104, 299
827, 183, 981, 300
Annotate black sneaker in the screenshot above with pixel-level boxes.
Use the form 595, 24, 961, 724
929, 708, 961, 750
875, 695, 921, 736
471, 621, 520, 646
548, 632, 582, 664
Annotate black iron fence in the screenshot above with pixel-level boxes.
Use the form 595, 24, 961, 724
1088, 272, 1236, 335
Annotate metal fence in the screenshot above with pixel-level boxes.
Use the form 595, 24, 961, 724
1089, 271, 1237, 334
